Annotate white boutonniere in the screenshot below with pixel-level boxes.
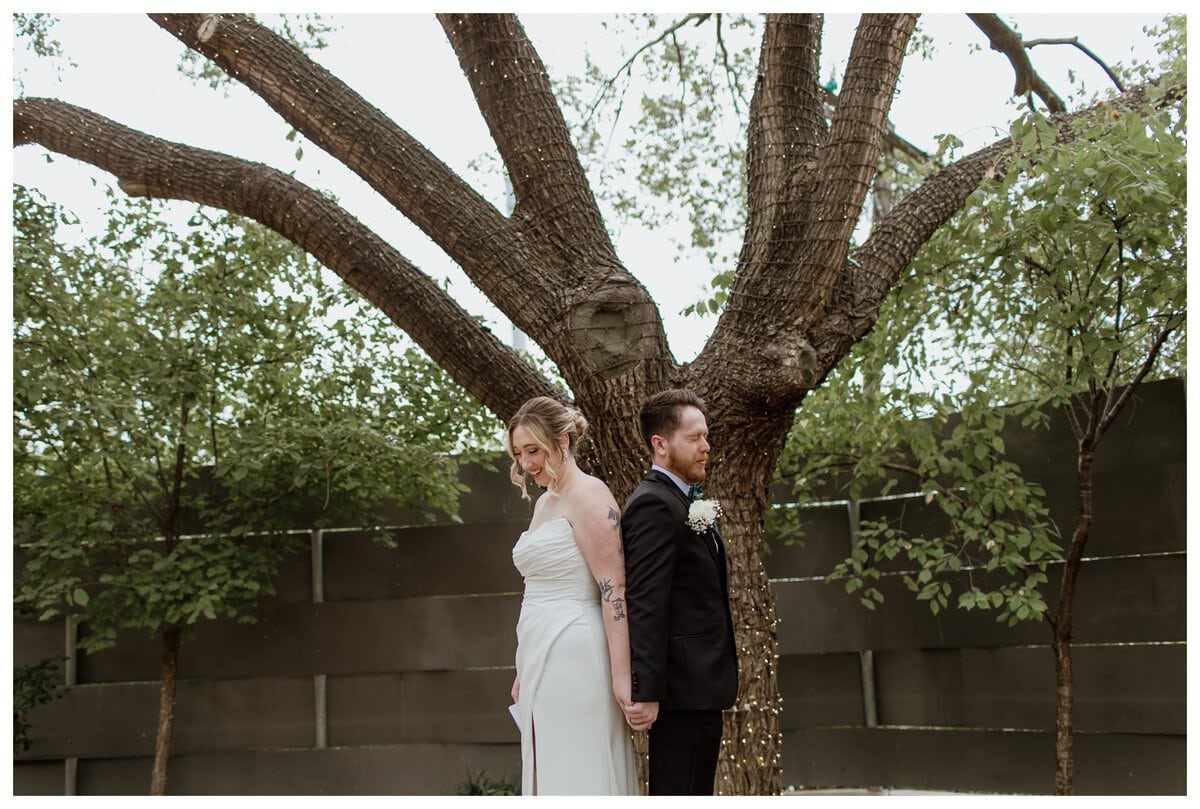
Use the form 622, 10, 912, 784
685, 499, 723, 533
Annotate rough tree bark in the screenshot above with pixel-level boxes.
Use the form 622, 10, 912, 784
11, 12, 1162, 794
150, 626, 180, 795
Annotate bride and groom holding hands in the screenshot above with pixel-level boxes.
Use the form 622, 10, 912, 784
507, 389, 738, 796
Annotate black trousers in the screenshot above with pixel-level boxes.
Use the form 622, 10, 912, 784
647, 709, 724, 795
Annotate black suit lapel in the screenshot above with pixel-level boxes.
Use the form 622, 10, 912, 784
646, 469, 691, 507
705, 525, 725, 574
647, 469, 728, 578
711, 526, 730, 595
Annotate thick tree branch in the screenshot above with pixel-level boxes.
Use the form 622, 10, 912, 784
737, 14, 826, 282
967, 13, 1067, 114
154, 13, 672, 403
821, 84, 930, 162
14, 97, 557, 421
433, 13, 681, 413
809, 13, 918, 276
699, 14, 916, 408
148, 13, 557, 329
814, 82, 1163, 375
691, 14, 826, 415
835, 140, 1009, 334
437, 13, 621, 274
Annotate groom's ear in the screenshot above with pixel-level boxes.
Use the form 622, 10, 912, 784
650, 434, 667, 456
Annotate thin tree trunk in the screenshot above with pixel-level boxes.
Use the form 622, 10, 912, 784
150, 625, 181, 795
1052, 623, 1075, 795
1051, 436, 1094, 795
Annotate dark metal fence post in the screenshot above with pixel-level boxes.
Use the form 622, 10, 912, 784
848, 498, 878, 728
311, 529, 328, 750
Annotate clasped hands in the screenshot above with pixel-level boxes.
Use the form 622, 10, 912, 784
620, 699, 658, 732
614, 682, 657, 731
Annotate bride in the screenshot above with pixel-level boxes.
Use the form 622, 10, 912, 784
507, 396, 638, 795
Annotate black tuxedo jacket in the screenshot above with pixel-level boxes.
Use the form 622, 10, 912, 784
621, 469, 738, 711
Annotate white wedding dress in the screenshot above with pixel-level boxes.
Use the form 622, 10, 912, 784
512, 516, 638, 795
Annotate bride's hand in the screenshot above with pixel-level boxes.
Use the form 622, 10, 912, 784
612, 679, 632, 708
623, 700, 658, 732
511, 674, 520, 703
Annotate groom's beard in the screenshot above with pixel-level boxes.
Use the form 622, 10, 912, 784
665, 444, 707, 485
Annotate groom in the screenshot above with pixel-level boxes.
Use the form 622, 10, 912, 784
620, 388, 738, 795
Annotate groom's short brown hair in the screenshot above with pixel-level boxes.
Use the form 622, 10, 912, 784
639, 388, 706, 451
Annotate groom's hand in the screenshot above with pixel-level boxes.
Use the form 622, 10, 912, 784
623, 700, 659, 732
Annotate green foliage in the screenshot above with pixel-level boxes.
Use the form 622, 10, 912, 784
1121, 15, 1186, 89
12, 13, 74, 92
13, 13, 65, 59
776, 16, 1185, 624
13, 185, 495, 652
455, 768, 520, 796
14, 657, 67, 753
559, 14, 758, 288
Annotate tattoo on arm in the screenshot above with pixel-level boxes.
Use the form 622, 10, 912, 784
599, 579, 626, 621
608, 507, 624, 556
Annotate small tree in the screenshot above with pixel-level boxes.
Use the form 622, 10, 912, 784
12, 185, 495, 794
780, 17, 1186, 794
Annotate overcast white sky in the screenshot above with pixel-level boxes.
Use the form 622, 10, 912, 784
9, 11, 1170, 362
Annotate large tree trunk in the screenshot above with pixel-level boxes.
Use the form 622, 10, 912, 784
708, 415, 794, 795
149, 625, 181, 795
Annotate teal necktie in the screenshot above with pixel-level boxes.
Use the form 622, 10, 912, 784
688, 482, 702, 502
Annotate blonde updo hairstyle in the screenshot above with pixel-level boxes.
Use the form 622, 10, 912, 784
507, 396, 588, 500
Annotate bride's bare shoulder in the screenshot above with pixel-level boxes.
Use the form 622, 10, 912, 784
578, 472, 617, 498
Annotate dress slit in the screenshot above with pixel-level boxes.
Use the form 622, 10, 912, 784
530, 713, 538, 795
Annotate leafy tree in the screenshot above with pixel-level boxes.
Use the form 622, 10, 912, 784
779, 15, 1185, 794
14, 657, 67, 754
12, 13, 1176, 793
12, 185, 494, 794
